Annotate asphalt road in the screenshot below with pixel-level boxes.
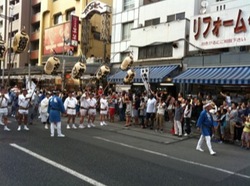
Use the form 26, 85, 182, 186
0, 116, 250, 186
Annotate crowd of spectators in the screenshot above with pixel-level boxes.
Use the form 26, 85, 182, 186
3, 85, 250, 149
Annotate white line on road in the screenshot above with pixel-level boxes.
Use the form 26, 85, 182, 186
94, 136, 250, 179
9, 143, 106, 186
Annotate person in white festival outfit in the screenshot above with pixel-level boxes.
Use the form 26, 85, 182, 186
99, 94, 108, 126
17, 88, 32, 131
0, 87, 11, 131
64, 91, 78, 129
79, 92, 89, 128
87, 92, 97, 128
196, 102, 216, 155
39, 91, 51, 129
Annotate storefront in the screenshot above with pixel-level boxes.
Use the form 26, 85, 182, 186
107, 65, 180, 94
172, 66, 250, 103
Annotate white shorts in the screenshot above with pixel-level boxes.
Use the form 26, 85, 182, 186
88, 109, 96, 116
67, 108, 76, 115
18, 109, 28, 115
100, 110, 108, 115
0, 108, 8, 116
80, 109, 88, 116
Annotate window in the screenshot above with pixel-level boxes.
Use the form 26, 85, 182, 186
0, 6, 3, 14
176, 12, 185, 20
167, 12, 185, 22
122, 22, 133, 40
66, 8, 75, 21
138, 43, 173, 59
54, 13, 62, 25
124, 0, 134, 11
145, 18, 160, 27
167, 15, 175, 22
13, 13, 19, 21
143, 0, 161, 5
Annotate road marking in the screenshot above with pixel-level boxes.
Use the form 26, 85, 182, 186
10, 143, 106, 186
94, 136, 250, 179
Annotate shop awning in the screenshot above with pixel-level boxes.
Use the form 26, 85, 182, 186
173, 66, 250, 84
108, 65, 179, 84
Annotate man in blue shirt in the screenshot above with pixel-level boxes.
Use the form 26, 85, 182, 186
196, 101, 216, 155
48, 91, 66, 137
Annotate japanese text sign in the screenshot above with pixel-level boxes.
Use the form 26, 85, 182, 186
190, 6, 250, 51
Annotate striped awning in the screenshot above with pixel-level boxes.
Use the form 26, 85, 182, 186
108, 65, 179, 84
173, 66, 250, 84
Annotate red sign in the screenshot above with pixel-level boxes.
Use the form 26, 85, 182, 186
70, 15, 79, 47
43, 22, 72, 55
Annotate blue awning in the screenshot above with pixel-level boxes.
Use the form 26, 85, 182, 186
108, 65, 179, 84
173, 66, 250, 84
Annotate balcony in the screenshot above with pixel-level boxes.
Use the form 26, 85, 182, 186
30, 31, 40, 41
31, 0, 41, 6
131, 20, 188, 48
30, 50, 39, 60
31, 12, 40, 24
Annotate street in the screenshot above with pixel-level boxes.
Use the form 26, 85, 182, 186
0, 116, 250, 186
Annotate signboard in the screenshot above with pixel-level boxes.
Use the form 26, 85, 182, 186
43, 22, 72, 55
81, 1, 111, 19
70, 15, 79, 47
190, 6, 250, 51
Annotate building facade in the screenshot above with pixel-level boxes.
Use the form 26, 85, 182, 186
0, 0, 113, 89
110, 0, 250, 97
0, 0, 31, 69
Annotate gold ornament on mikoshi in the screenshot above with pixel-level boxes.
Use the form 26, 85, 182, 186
71, 62, 87, 79
96, 65, 110, 80
12, 30, 29, 53
44, 56, 60, 75
123, 69, 136, 84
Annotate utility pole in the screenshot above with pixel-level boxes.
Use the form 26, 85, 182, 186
0, 4, 14, 88
7, 5, 14, 87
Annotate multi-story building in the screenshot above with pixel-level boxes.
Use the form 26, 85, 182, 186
109, 0, 250, 97
1, 0, 113, 89
0, 0, 31, 69
110, 0, 200, 92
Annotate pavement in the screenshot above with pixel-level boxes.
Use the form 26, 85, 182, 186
57, 114, 201, 144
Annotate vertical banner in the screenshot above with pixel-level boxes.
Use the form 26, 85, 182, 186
70, 15, 79, 48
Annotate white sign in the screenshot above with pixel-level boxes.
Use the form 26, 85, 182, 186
81, 1, 111, 19
189, 6, 250, 51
